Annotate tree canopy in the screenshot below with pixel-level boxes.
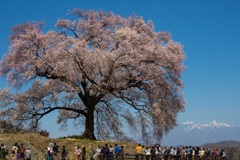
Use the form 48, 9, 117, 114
0, 9, 185, 142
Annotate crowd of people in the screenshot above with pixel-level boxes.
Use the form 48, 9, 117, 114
134, 143, 227, 160
0, 143, 31, 160
45, 142, 125, 160
45, 142, 68, 160
67, 143, 227, 160
0, 142, 227, 160
93, 144, 125, 160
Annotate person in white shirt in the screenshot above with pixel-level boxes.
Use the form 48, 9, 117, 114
145, 147, 151, 160
25, 147, 31, 160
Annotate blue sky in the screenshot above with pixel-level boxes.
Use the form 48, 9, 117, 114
1, 0, 240, 138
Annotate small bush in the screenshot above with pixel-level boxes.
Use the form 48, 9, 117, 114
39, 130, 49, 137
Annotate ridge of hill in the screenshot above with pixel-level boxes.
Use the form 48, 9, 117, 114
203, 140, 240, 149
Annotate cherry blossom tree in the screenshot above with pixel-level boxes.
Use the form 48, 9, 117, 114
0, 9, 185, 141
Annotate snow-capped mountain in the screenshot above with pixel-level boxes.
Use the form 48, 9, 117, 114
182, 120, 231, 131
161, 120, 240, 146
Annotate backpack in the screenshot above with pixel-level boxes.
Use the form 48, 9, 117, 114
151, 149, 156, 155
190, 149, 193, 155
76, 149, 81, 155
105, 147, 109, 154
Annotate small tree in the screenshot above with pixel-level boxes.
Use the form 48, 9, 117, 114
226, 147, 238, 160
39, 130, 49, 137
0, 9, 185, 141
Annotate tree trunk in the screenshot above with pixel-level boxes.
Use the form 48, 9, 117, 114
80, 104, 96, 140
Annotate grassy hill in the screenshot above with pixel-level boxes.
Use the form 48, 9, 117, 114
0, 132, 137, 160
3, 132, 240, 160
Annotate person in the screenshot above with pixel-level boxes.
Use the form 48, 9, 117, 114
114, 144, 120, 160
108, 145, 114, 160
180, 147, 185, 159
20, 143, 26, 160
103, 144, 109, 160
184, 146, 189, 156
10, 148, 17, 160
89, 145, 95, 160
96, 145, 102, 160
219, 149, 226, 159
205, 148, 211, 158
199, 147, 205, 158
53, 143, 59, 159
74, 146, 81, 160
25, 147, 31, 160
16, 149, 22, 160
188, 146, 193, 160
81, 145, 86, 160
119, 146, 124, 160
176, 148, 181, 160
47, 143, 54, 160
0, 147, 7, 160
162, 146, 170, 160
150, 146, 156, 160
145, 147, 151, 160
12, 146, 18, 156
61, 146, 67, 160
141, 145, 145, 157
0, 144, 6, 151
155, 145, 161, 159
13, 143, 20, 151
213, 148, 219, 158
135, 144, 142, 160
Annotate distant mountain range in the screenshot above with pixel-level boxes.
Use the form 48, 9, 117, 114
161, 120, 240, 146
